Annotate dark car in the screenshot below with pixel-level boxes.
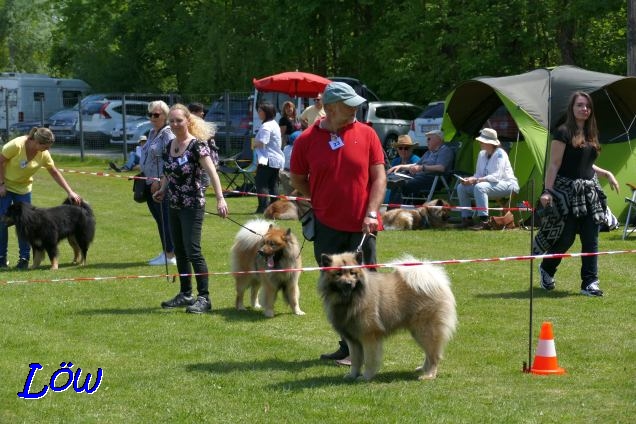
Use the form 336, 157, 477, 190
48, 109, 79, 143
205, 96, 252, 154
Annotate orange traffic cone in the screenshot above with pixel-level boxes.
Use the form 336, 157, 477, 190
530, 321, 565, 375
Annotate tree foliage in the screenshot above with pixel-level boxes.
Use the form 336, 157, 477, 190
0, 0, 629, 105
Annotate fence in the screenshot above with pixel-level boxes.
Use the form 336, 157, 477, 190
1, 91, 254, 160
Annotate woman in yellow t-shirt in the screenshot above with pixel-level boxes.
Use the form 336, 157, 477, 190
0, 127, 82, 270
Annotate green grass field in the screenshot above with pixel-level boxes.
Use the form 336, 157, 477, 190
0, 154, 634, 423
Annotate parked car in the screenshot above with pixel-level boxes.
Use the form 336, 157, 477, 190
48, 108, 79, 143
205, 96, 252, 154
363, 101, 423, 154
76, 97, 149, 146
408, 100, 444, 147
110, 117, 152, 145
8, 120, 42, 137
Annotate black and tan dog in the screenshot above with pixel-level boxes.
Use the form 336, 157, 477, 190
2, 199, 96, 269
230, 219, 304, 318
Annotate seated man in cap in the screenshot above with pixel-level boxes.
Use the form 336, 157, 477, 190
386, 129, 454, 206
456, 127, 519, 230
109, 135, 147, 172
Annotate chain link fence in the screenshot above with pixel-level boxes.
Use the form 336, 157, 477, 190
2, 91, 254, 159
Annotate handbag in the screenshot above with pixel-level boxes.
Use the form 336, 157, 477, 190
300, 208, 315, 241
489, 211, 515, 230
132, 172, 147, 203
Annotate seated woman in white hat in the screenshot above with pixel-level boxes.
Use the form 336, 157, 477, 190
456, 128, 519, 230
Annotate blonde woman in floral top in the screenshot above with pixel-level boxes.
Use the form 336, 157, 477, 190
154, 104, 228, 314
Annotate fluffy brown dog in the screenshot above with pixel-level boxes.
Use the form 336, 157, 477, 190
263, 194, 312, 221
230, 219, 304, 318
318, 251, 457, 381
381, 198, 451, 230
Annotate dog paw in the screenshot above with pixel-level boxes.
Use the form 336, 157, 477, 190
293, 309, 305, 316
263, 309, 274, 318
343, 373, 359, 381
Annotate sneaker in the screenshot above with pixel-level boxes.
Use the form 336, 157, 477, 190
581, 281, 603, 297
186, 296, 211, 314
108, 162, 122, 172
149, 253, 166, 266
538, 266, 555, 291
335, 356, 352, 367
320, 341, 349, 360
167, 256, 177, 266
161, 292, 195, 309
471, 220, 492, 231
15, 258, 29, 271
0, 257, 8, 269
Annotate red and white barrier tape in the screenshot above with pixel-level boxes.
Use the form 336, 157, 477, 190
58, 168, 159, 182
2, 249, 634, 285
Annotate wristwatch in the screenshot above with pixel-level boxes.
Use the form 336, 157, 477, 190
367, 211, 378, 219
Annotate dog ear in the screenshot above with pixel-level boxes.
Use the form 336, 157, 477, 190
320, 253, 332, 268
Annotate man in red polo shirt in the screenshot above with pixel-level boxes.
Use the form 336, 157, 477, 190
290, 81, 386, 365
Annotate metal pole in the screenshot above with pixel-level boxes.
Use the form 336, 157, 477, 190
78, 94, 85, 161
122, 95, 128, 159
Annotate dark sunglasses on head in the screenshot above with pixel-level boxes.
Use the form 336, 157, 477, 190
147, 112, 162, 119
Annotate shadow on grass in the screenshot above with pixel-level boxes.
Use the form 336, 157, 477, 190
212, 306, 296, 322
186, 359, 421, 387
475, 288, 574, 299
77, 307, 162, 315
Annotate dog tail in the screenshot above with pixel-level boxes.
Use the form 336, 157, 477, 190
231, 218, 273, 252
393, 255, 457, 339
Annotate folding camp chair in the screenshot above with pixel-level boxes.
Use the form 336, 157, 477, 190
623, 183, 636, 240
218, 150, 257, 195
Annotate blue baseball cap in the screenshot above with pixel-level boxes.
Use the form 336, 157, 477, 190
322, 82, 366, 107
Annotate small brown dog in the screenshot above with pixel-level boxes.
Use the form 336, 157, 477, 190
263, 192, 312, 221
381, 199, 451, 230
230, 219, 304, 318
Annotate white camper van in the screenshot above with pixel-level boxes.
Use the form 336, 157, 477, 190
0, 72, 91, 138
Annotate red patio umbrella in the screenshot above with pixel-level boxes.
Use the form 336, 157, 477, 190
252, 71, 331, 97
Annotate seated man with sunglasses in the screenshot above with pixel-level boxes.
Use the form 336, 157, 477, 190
299, 94, 326, 129
386, 130, 454, 206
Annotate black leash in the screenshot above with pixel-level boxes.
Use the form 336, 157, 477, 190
204, 209, 305, 260
204, 210, 262, 237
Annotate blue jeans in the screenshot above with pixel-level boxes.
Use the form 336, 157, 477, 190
540, 213, 599, 289
456, 181, 519, 218
145, 185, 174, 254
169, 207, 209, 298
0, 191, 32, 260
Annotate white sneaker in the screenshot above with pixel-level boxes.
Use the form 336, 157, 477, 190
148, 252, 164, 263
148, 252, 166, 266
167, 256, 177, 266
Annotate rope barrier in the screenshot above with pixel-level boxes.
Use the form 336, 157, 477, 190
2, 249, 634, 286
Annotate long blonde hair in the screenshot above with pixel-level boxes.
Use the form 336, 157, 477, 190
169, 103, 216, 140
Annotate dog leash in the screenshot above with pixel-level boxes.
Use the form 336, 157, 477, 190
355, 232, 376, 265
204, 210, 263, 237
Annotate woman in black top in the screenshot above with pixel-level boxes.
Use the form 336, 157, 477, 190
535, 91, 619, 297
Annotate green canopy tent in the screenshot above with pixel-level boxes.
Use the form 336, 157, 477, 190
442, 65, 636, 219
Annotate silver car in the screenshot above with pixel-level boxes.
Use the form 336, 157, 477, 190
363, 101, 423, 151
407, 101, 444, 147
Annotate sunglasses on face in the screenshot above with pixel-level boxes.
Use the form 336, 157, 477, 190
314, 98, 322, 102
397, 146, 411, 151
147, 112, 162, 119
